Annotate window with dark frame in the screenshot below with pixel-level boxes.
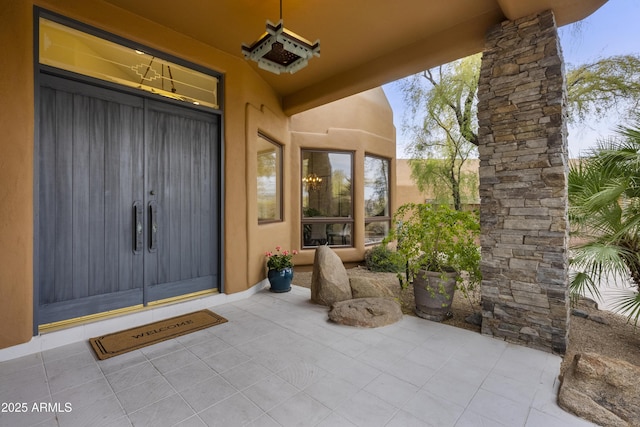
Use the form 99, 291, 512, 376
257, 134, 283, 223
364, 155, 391, 245
301, 150, 353, 248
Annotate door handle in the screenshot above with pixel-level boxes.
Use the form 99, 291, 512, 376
149, 201, 158, 252
133, 201, 143, 254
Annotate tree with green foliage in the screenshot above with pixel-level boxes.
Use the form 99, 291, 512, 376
566, 55, 640, 123
568, 123, 640, 324
399, 54, 480, 211
399, 53, 640, 211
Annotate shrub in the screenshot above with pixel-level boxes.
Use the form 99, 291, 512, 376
383, 203, 481, 295
364, 244, 406, 273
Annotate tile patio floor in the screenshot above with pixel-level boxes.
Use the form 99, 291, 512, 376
0, 286, 595, 427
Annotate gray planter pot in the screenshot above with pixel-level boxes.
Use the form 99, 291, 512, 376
413, 270, 458, 321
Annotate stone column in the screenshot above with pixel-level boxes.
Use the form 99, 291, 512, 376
477, 10, 570, 353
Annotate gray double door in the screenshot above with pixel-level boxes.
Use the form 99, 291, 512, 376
37, 74, 220, 325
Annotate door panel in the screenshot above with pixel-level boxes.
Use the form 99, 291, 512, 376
145, 101, 219, 302
37, 75, 220, 325
38, 77, 146, 324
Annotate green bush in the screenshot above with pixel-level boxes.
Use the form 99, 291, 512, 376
364, 244, 406, 273
383, 203, 481, 294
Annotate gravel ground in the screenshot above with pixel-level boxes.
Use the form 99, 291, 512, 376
292, 266, 640, 373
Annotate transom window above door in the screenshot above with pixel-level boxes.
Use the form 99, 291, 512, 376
39, 17, 219, 109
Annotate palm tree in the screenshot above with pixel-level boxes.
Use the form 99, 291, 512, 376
568, 123, 640, 324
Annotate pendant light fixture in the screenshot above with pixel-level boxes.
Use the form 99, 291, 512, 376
242, 0, 320, 75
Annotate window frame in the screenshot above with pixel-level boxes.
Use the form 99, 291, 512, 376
257, 132, 283, 224
364, 154, 391, 246
300, 149, 354, 248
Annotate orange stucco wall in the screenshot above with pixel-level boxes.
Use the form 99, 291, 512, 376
290, 88, 397, 267
0, 0, 35, 351
395, 158, 480, 208
0, 0, 291, 349
0, 0, 397, 350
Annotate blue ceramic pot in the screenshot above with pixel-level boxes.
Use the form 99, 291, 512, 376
267, 267, 293, 293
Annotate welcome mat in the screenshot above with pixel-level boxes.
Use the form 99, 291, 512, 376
89, 310, 227, 360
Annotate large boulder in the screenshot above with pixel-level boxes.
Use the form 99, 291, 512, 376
558, 352, 640, 427
328, 298, 402, 328
349, 276, 394, 299
311, 246, 352, 306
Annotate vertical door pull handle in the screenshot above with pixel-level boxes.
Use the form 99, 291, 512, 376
133, 201, 143, 254
149, 201, 158, 252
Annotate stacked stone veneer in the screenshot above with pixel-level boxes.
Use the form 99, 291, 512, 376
477, 10, 570, 354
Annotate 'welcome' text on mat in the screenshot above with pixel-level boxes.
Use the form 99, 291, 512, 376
89, 310, 227, 360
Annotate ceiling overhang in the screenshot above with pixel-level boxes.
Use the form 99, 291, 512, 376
101, 0, 607, 115
497, 0, 608, 26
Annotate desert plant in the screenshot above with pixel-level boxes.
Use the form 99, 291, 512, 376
568, 123, 640, 324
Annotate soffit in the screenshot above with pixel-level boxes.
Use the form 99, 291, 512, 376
101, 0, 606, 114
497, 0, 608, 26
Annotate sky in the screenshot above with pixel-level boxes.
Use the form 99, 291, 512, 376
382, 0, 640, 159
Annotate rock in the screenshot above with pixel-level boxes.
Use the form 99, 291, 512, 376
579, 297, 599, 309
328, 298, 403, 328
588, 314, 609, 325
349, 276, 394, 299
311, 246, 352, 306
558, 353, 640, 427
571, 309, 589, 318
519, 326, 539, 337
492, 63, 520, 77
465, 312, 483, 326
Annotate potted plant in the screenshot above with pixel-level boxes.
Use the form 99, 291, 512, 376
265, 246, 298, 293
383, 203, 481, 321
